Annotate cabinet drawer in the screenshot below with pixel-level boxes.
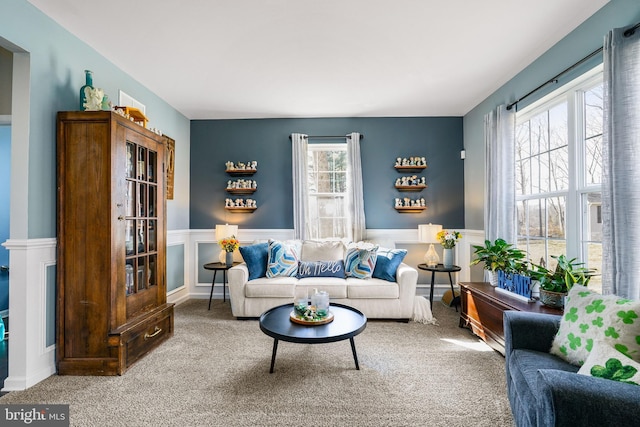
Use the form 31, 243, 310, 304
124, 310, 173, 368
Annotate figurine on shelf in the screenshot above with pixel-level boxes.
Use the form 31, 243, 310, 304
421, 177, 426, 186
395, 198, 401, 207
251, 161, 257, 169
395, 157, 402, 167
395, 178, 401, 186
252, 180, 257, 189
420, 198, 426, 207
421, 157, 426, 166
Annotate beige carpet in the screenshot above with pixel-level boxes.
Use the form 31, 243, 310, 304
0, 299, 515, 427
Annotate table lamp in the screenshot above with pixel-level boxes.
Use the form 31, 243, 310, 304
215, 223, 238, 263
418, 223, 442, 268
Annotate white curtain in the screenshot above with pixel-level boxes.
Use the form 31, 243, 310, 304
347, 132, 366, 242
602, 25, 640, 299
483, 105, 516, 244
291, 133, 308, 240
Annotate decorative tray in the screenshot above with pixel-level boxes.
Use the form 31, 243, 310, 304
290, 310, 334, 326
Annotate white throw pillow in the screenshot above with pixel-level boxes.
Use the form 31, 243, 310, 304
577, 341, 640, 386
550, 285, 640, 366
300, 240, 345, 261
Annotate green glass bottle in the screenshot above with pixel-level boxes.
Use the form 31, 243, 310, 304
79, 70, 93, 111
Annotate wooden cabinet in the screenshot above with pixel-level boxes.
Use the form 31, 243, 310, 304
56, 111, 174, 375
459, 282, 562, 355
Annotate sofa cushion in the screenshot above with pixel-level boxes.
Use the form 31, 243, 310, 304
297, 260, 345, 279
297, 278, 348, 298
578, 340, 640, 386
344, 243, 378, 279
300, 240, 345, 261
373, 248, 407, 282
550, 285, 640, 365
266, 239, 301, 278
347, 278, 399, 299
239, 242, 269, 280
245, 277, 297, 298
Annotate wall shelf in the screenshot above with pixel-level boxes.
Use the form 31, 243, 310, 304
226, 188, 256, 195
394, 165, 426, 172
395, 206, 426, 213
395, 185, 426, 192
225, 207, 257, 213
226, 169, 257, 176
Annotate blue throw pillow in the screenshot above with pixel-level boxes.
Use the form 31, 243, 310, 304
297, 260, 345, 279
373, 248, 407, 282
239, 242, 269, 280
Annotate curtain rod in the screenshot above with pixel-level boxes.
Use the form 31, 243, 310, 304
507, 21, 640, 111
288, 134, 364, 140
506, 47, 603, 111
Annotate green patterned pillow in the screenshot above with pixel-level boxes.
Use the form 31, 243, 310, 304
550, 285, 640, 366
577, 341, 640, 386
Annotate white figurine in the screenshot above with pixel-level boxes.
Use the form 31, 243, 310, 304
421, 157, 426, 166
421, 177, 426, 186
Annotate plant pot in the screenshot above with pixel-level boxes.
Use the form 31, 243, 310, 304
539, 289, 567, 308
486, 270, 499, 287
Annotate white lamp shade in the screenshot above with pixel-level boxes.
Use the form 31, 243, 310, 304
418, 223, 442, 243
215, 224, 238, 241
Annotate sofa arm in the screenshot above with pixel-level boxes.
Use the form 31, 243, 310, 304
537, 369, 640, 426
503, 311, 561, 355
396, 262, 418, 299
227, 263, 249, 316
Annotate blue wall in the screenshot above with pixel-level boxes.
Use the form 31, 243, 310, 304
463, 0, 640, 230
191, 117, 464, 230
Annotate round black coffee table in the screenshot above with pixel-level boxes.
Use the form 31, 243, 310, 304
259, 303, 367, 373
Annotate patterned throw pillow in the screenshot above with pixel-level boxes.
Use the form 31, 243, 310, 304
550, 285, 640, 366
344, 244, 378, 279
297, 260, 345, 279
266, 239, 301, 278
372, 247, 407, 282
577, 341, 640, 386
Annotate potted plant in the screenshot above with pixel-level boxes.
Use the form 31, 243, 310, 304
527, 254, 596, 308
470, 238, 527, 286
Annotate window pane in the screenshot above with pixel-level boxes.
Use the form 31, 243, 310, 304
548, 102, 567, 150
586, 242, 602, 294
549, 146, 569, 191
527, 198, 545, 238
585, 85, 603, 139
530, 112, 548, 154
517, 200, 528, 236
547, 196, 566, 238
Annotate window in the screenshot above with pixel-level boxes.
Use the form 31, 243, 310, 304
307, 144, 348, 239
515, 67, 603, 292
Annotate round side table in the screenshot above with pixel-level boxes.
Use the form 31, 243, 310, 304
417, 264, 462, 311
203, 262, 240, 310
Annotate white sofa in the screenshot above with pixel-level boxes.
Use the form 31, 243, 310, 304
227, 239, 418, 320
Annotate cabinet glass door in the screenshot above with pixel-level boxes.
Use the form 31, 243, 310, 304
124, 138, 160, 305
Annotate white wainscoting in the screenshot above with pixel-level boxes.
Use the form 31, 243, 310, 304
1, 238, 57, 391
1, 229, 484, 390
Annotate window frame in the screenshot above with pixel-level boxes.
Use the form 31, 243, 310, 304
515, 65, 603, 289
306, 143, 349, 239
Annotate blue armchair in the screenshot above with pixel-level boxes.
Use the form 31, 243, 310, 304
503, 310, 640, 427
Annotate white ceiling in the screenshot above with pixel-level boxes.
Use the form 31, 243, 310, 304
27, 0, 609, 119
